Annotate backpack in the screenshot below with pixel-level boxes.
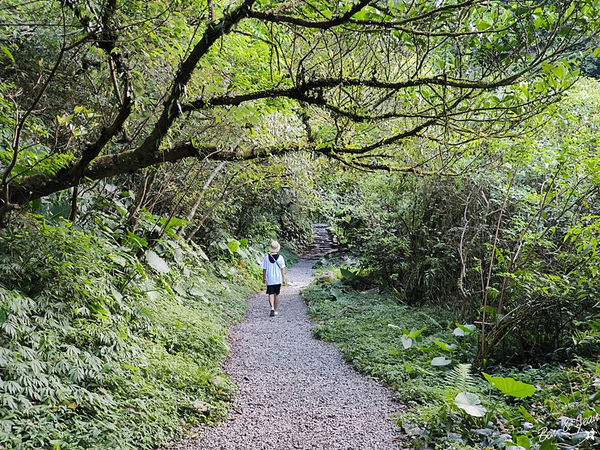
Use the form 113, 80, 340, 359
268, 254, 282, 268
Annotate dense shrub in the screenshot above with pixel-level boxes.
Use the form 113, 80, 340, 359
321, 79, 600, 364
0, 216, 261, 448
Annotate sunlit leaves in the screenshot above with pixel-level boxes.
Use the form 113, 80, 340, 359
482, 373, 536, 398
455, 392, 487, 417
145, 250, 170, 273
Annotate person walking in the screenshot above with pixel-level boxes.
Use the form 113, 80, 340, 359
262, 240, 286, 317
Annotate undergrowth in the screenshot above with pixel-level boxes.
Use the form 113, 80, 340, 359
303, 270, 600, 449
0, 216, 263, 449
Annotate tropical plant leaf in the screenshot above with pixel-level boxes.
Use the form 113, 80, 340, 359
517, 435, 531, 450
145, 250, 170, 273
455, 392, 487, 417
482, 373, 535, 398
227, 239, 240, 253
431, 356, 452, 366
401, 335, 413, 349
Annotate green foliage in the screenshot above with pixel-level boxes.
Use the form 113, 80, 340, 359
0, 216, 261, 448
319, 78, 600, 366
304, 278, 600, 449
445, 364, 478, 393
482, 373, 536, 398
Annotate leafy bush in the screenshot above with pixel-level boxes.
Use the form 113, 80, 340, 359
304, 279, 600, 449
317, 79, 600, 365
0, 216, 261, 449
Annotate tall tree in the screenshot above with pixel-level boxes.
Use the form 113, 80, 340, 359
1, 0, 598, 219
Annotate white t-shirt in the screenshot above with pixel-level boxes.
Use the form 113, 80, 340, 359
262, 254, 285, 285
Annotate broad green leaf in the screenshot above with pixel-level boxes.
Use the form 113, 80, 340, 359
551, 64, 566, 79
517, 435, 531, 450
482, 373, 535, 398
433, 340, 457, 351
227, 239, 240, 253
145, 250, 170, 273
431, 356, 452, 366
401, 335, 412, 349
455, 392, 487, 417
453, 323, 476, 336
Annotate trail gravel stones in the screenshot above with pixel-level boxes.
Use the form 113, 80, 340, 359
169, 258, 402, 449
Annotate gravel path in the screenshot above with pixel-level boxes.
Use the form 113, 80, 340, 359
169, 258, 402, 449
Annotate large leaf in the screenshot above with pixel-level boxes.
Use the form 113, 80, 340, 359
455, 392, 487, 417
516, 435, 531, 450
482, 373, 535, 398
431, 356, 452, 366
145, 250, 170, 273
340, 267, 355, 280
159, 217, 189, 237
401, 335, 412, 349
453, 323, 476, 336
433, 340, 457, 351
227, 239, 240, 253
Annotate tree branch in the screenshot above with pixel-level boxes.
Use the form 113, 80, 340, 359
248, 0, 373, 30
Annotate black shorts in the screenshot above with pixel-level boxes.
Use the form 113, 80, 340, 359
266, 284, 281, 295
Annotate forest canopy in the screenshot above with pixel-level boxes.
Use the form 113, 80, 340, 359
1, 0, 600, 222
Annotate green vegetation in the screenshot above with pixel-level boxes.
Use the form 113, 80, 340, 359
0, 213, 266, 449
318, 77, 600, 365
2, 0, 600, 448
304, 275, 599, 449
302, 78, 600, 448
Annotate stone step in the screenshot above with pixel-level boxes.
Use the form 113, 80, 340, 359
303, 224, 338, 258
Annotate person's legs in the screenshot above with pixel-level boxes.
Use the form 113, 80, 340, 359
266, 284, 280, 316
268, 293, 275, 310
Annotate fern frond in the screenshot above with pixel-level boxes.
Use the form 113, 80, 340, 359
444, 363, 477, 392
